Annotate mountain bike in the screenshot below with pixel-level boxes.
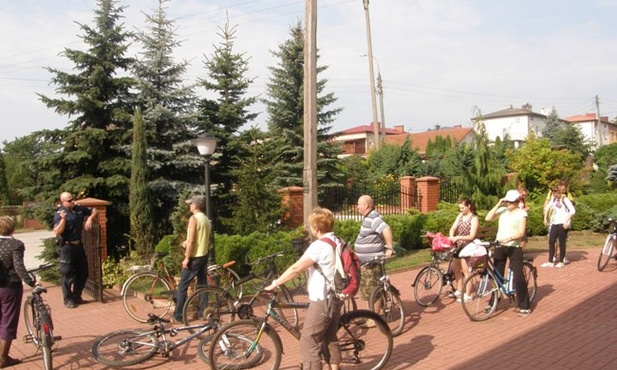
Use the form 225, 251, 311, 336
597, 217, 617, 271
182, 251, 299, 330
412, 248, 457, 306
22, 264, 61, 370
363, 255, 405, 336
460, 241, 538, 321
121, 252, 241, 323
207, 291, 393, 370
92, 313, 226, 367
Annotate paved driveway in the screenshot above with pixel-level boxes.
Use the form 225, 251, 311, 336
8, 243, 617, 370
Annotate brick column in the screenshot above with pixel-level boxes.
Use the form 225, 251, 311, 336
76, 197, 110, 259
399, 176, 416, 210
278, 186, 304, 229
415, 176, 440, 213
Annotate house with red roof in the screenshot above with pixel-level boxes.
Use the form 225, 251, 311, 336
563, 113, 617, 147
333, 124, 474, 158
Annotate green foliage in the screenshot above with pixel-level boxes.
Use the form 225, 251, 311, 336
129, 108, 154, 257
101, 256, 131, 288
367, 139, 422, 179
333, 219, 361, 242
0, 153, 8, 205
541, 107, 562, 142
507, 135, 583, 194
36, 0, 136, 252
154, 234, 183, 277
263, 20, 343, 188
37, 238, 61, 284
228, 128, 285, 235
553, 124, 594, 161
132, 0, 203, 242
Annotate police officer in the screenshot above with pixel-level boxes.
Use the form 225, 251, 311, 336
53, 192, 98, 308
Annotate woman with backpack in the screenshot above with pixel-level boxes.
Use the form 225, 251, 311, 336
265, 208, 343, 370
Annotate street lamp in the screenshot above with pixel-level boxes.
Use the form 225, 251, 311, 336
192, 133, 217, 263
360, 53, 386, 136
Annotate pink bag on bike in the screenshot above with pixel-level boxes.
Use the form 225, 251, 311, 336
426, 232, 454, 253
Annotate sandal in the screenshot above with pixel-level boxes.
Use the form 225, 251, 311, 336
0, 356, 22, 368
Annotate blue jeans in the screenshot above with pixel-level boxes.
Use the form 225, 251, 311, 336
173, 255, 208, 321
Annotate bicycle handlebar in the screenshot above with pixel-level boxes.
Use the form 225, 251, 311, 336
249, 251, 284, 266
26, 263, 55, 274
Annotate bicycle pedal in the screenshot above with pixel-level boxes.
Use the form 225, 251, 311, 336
23, 335, 34, 344
53, 335, 63, 341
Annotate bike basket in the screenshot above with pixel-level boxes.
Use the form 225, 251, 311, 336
468, 255, 487, 269
428, 232, 454, 253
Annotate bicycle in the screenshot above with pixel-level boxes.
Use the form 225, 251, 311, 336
460, 241, 538, 321
412, 248, 457, 307
363, 255, 405, 336
121, 251, 241, 323
206, 291, 393, 370
22, 264, 62, 370
597, 217, 617, 271
92, 313, 230, 367
182, 251, 299, 330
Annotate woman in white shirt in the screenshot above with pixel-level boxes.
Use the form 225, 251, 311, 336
543, 187, 575, 268
265, 208, 342, 370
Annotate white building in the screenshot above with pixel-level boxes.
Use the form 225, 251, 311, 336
563, 113, 617, 148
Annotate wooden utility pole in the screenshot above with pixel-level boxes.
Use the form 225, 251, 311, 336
303, 0, 318, 226
363, 0, 380, 150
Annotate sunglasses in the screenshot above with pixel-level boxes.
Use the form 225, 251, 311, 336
65, 198, 75, 203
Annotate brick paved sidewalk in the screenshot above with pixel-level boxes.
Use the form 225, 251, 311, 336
8, 246, 617, 369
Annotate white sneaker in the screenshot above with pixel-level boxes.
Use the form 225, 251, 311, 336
555, 262, 565, 268
540, 262, 554, 268
564, 257, 570, 264
457, 294, 472, 303
454, 290, 461, 298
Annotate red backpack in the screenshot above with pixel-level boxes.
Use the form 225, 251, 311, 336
321, 237, 361, 298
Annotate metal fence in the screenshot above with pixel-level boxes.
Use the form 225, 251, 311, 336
318, 184, 419, 221
439, 179, 461, 203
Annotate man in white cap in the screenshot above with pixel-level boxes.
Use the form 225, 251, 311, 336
172, 195, 211, 322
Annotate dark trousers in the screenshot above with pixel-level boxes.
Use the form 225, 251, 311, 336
58, 243, 88, 303
0, 286, 23, 340
300, 298, 342, 370
493, 246, 530, 310
548, 224, 567, 263
173, 255, 208, 321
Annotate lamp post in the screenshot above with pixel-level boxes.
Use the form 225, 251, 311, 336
362, 0, 380, 150
360, 53, 386, 137
192, 133, 217, 263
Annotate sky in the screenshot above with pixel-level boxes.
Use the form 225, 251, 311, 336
2, 0, 617, 147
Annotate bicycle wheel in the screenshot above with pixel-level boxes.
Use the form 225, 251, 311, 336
22, 297, 39, 345
42, 335, 53, 370
597, 235, 615, 272
197, 329, 264, 367
460, 270, 499, 321
368, 287, 405, 336
92, 329, 159, 367
522, 262, 538, 303
337, 310, 393, 370
183, 286, 235, 334
40, 310, 54, 370
209, 264, 243, 298
413, 266, 443, 306
122, 272, 173, 323
209, 320, 282, 370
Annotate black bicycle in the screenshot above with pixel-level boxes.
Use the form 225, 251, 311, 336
207, 291, 393, 370
460, 241, 538, 321
597, 217, 617, 271
22, 264, 61, 370
363, 255, 405, 336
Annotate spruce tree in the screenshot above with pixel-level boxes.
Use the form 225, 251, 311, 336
197, 20, 258, 197
129, 108, 154, 257
37, 0, 136, 250
542, 107, 562, 143
263, 20, 343, 188
133, 0, 202, 239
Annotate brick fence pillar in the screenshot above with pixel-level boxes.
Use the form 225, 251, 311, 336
416, 176, 440, 213
399, 176, 416, 210
76, 198, 110, 259
278, 186, 304, 229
